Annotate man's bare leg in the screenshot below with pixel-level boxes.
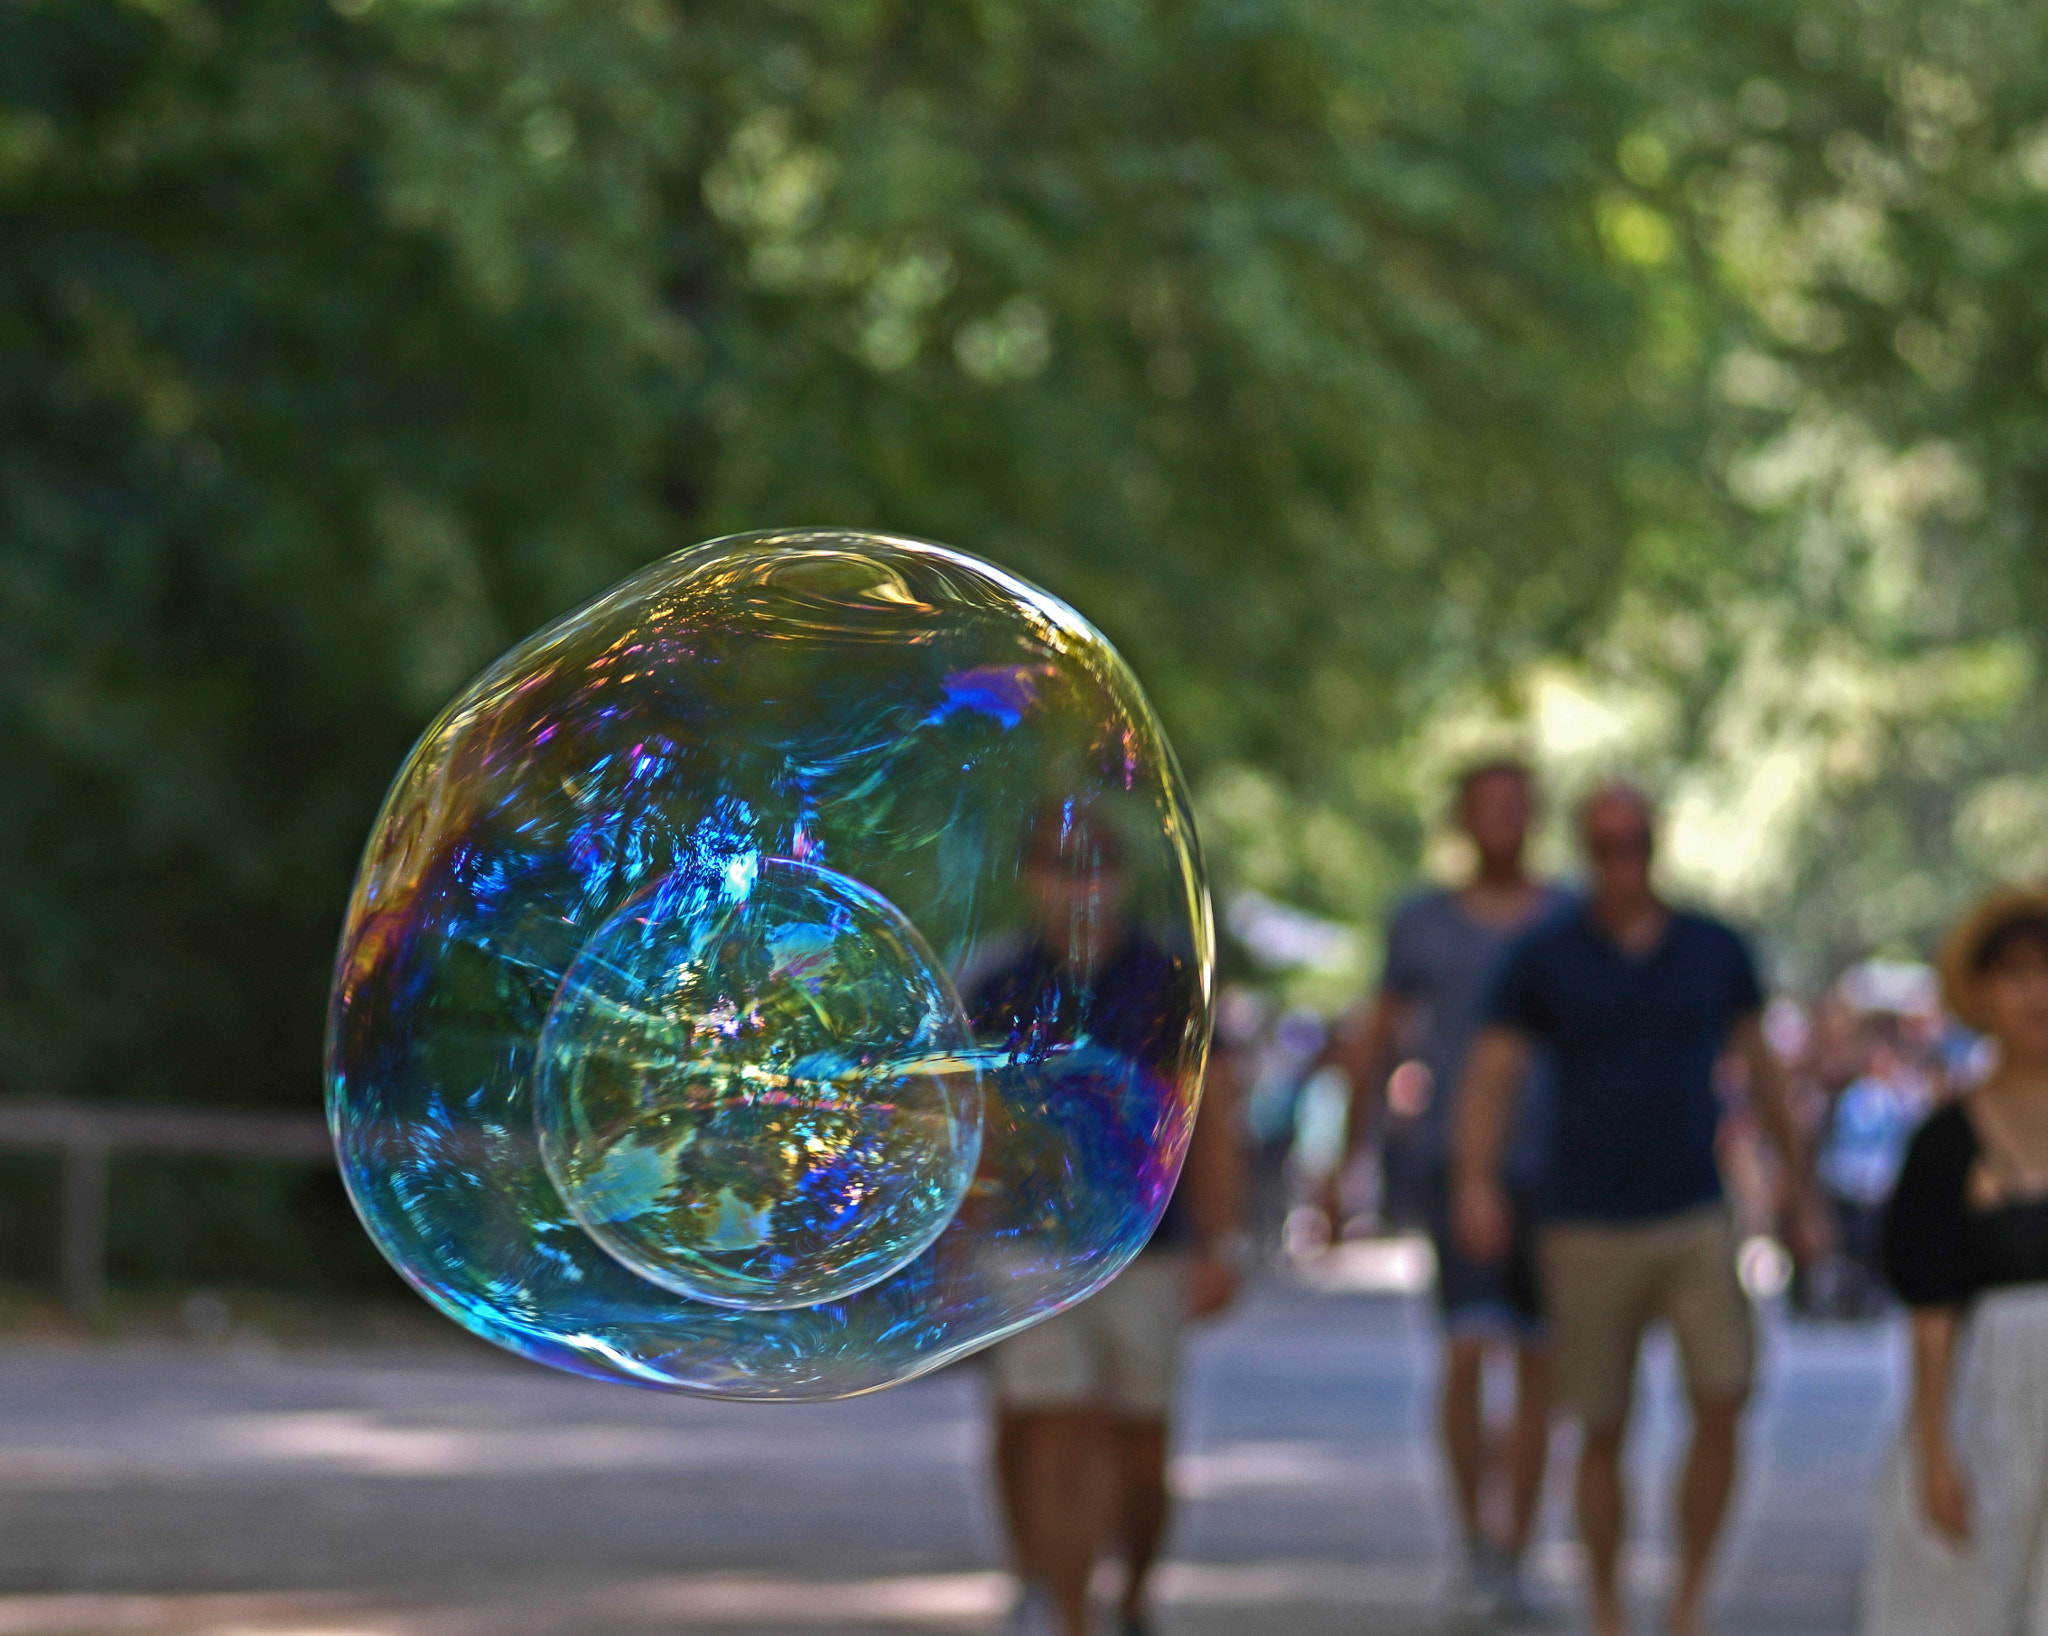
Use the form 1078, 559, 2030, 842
1507, 1342, 1553, 1562
1577, 1423, 1628, 1636
998, 1408, 1111, 1636
1668, 1395, 1744, 1636
996, 1411, 1030, 1569
1113, 1418, 1170, 1627
1440, 1335, 1490, 1548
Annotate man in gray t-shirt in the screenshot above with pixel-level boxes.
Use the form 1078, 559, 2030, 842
1381, 887, 1563, 1191
1318, 760, 1563, 1624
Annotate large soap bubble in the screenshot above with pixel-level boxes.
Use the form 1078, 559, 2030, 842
327, 530, 1212, 1399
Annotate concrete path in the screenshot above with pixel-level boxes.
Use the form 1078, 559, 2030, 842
0, 1277, 1898, 1635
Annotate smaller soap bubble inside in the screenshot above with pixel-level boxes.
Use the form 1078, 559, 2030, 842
535, 854, 984, 1311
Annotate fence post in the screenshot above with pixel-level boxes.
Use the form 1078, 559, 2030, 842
0, 1100, 331, 1315
60, 1139, 109, 1321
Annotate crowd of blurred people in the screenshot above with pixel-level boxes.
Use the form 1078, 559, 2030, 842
993, 762, 2048, 1635
1243, 941, 1989, 1331
1212, 773, 2044, 1636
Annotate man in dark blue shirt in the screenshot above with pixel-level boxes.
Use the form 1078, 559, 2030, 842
1452, 782, 1819, 1636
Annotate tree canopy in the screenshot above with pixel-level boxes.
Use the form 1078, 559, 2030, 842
4, 0, 2047, 1283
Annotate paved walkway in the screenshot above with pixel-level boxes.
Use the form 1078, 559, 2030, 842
0, 1276, 1899, 1635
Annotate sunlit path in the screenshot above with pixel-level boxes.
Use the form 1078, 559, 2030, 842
0, 1279, 1894, 1635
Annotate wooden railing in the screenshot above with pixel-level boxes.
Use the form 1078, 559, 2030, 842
0, 1100, 334, 1319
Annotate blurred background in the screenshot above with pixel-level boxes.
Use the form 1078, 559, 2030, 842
2, 1, 2047, 1629
7, 0, 2047, 1291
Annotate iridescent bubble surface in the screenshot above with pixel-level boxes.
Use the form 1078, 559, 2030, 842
327, 530, 1212, 1399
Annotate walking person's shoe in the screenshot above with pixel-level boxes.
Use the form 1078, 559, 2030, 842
1441, 1541, 1564, 1631
1439, 1542, 1502, 1631
1005, 1582, 1060, 1636
1476, 1550, 1563, 1629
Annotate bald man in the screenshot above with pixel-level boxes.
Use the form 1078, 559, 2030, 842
1452, 783, 1819, 1636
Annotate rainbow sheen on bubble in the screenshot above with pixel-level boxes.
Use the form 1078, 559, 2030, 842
326, 530, 1212, 1399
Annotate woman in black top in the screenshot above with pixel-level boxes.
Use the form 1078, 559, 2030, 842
1864, 888, 2048, 1636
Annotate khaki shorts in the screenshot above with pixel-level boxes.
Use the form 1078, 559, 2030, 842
1538, 1204, 1754, 1430
986, 1251, 1189, 1419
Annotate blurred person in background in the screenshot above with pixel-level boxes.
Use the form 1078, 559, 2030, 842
1454, 781, 1820, 1636
970, 806, 1245, 1636
1316, 759, 1569, 1625
1814, 1020, 1936, 1317
1864, 889, 2048, 1636
1787, 993, 1875, 1313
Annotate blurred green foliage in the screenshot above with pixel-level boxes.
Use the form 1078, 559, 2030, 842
3, 0, 2047, 1281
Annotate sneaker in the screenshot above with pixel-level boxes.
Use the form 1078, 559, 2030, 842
1476, 1553, 1563, 1629
1006, 1583, 1059, 1636
1440, 1547, 1500, 1631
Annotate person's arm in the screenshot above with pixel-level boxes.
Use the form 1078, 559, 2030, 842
1908, 1306, 1971, 1540
1312, 992, 1406, 1222
1730, 1011, 1829, 1261
1184, 1049, 1246, 1319
1882, 1109, 1973, 1540
1450, 1025, 1531, 1263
